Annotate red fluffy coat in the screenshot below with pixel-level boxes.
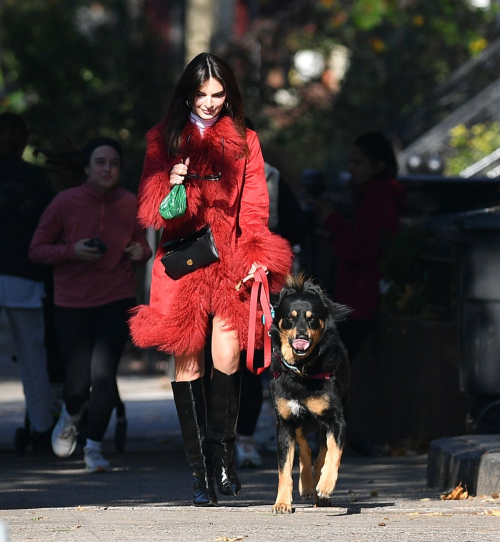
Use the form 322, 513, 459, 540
129, 116, 293, 355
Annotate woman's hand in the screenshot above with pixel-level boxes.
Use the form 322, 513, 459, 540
124, 241, 144, 262
74, 239, 103, 262
242, 263, 268, 284
169, 157, 190, 185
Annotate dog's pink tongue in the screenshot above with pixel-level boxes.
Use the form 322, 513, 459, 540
292, 339, 310, 351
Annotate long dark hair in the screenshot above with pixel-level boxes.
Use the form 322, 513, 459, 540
354, 131, 398, 179
164, 52, 247, 157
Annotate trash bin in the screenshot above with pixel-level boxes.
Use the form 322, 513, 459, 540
455, 210, 500, 398
427, 207, 500, 432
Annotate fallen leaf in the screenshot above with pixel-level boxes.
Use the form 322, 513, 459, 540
441, 482, 469, 500
492, 493, 500, 499
486, 510, 500, 516
378, 522, 387, 527
371, 490, 379, 497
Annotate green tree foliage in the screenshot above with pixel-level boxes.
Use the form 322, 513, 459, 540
228, 0, 497, 185
446, 122, 500, 175
0, 0, 173, 192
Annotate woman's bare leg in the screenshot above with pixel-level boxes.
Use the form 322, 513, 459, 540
211, 316, 240, 374
174, 351, 204, 381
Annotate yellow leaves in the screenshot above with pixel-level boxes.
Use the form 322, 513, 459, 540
441, 482, 469, 501
446, 121, 500, 176
215, 537, 246, 542
469, 38, 488, 55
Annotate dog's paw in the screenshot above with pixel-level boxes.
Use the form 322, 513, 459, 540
272, 502, 293, 514
300, 486, 315, 500
316, 480, 336, 499
315, 497, 332, 508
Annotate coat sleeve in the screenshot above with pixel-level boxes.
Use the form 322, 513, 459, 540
234, 131, 292, 291
137, 123, 176, 230
29, 200, 79, 265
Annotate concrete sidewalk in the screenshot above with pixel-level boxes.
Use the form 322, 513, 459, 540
2, 318, 500, 540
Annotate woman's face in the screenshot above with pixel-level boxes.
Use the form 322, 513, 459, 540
192, 77, 226, 120
348, 145, 384, 186
85, 146, 121, 193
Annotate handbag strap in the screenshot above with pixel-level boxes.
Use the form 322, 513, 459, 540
246, 267, 273, 375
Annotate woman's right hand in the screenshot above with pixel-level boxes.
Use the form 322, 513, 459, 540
74, 239, 103, 262
169, 157, 190, 185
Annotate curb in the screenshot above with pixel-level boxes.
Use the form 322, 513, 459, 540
427, 435, 500, 495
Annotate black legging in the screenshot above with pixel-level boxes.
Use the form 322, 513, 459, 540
54, 298, 134, 442
238, 351, 264, 437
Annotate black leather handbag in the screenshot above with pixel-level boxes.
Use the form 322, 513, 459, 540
160, 225, 219, 280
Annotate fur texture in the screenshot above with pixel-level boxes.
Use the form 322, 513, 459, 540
129, 117, 293, 355
269, 274, 350, 513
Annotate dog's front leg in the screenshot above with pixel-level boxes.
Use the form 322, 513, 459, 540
296, 427, 314, 500
272, 419, 295, 514
316, 431, 343, 500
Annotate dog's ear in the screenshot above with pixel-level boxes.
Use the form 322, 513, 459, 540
301, 280, 351, 321
322, 295, 352, 322
329, 301, 352, 322
302, 280, 324, 297
276, 286, 296, 305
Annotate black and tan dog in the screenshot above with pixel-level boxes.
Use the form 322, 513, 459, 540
269, 274, 350, 514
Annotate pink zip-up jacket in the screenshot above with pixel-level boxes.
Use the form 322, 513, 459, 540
29, 182, 152, 308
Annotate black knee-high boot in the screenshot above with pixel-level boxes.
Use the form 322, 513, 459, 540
208, 369, 242, 496
172, 379, 217, 506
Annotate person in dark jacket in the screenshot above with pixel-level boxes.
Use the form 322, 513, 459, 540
0, 112, 54, 446
320, 131, 406, 362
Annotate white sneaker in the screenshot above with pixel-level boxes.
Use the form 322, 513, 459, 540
235, 436, 263, 468
84, 447, 112, 473
51, 404, 78, 458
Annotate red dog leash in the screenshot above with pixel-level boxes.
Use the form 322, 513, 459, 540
246, 267, 273, 375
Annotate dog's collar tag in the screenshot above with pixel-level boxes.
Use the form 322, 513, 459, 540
262, 305, 275, 325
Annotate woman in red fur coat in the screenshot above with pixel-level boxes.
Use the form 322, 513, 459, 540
129, 53, 292, 506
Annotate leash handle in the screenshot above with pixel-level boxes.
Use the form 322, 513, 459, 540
246, 267, 272, 375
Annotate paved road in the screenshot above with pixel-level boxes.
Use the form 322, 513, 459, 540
2, 318, 500, 540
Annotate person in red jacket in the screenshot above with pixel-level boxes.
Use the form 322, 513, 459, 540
321, 132, 406, 363
128, 53, 292, 506
30, 138, 152, 472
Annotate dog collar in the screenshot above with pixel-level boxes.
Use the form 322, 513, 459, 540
272, 350, 334, 380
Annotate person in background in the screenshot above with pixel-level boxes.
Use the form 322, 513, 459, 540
319, 131, 406, 362
0, 112, 54, 450
128, 53, 292, 506
29, 137, 152, 472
